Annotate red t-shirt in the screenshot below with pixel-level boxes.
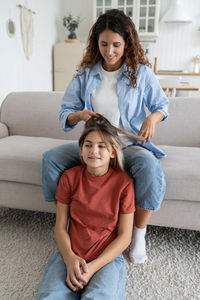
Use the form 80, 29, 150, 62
56, 165, 135, 262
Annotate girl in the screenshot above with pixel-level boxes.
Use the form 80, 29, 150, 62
41, 9, 168, 264
37, 116, 138, 299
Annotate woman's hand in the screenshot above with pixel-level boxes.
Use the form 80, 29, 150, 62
67, 110, 98, 126
136, 115, 156, 145
136, 112, 164, 146
65, 254, 88, 292
79, 110, 99, 122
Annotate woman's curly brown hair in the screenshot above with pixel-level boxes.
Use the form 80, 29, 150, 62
78, 9, 151, 88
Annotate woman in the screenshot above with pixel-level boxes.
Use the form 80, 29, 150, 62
41, 9, 168, 264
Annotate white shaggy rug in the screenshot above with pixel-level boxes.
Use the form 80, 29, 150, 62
0, 208, 199, 300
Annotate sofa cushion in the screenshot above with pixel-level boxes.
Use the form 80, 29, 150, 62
1, 92, 83, 140
152, 97, 200, 147
0, 122, 8, 138
0, 136, 73, 185
159, 145, 200, 202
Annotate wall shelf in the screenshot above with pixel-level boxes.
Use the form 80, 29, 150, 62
153, 57, 200, 76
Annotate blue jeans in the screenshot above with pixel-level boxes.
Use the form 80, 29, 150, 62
41, 142, 166, 210
36, 251, 127, 300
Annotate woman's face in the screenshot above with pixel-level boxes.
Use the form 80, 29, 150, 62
98, 29, 126, 72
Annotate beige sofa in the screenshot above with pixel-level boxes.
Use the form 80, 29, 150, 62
0, 92, 200, 230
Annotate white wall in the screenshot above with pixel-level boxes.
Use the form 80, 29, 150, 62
0, 0, 63, 105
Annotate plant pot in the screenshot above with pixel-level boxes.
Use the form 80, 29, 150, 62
68, 31, 77, 39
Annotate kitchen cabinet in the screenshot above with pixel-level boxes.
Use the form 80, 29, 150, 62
53, 42, 85, 91
93, 0, 160, 39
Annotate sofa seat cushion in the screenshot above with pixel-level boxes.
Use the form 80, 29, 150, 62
0, 136, 73, 185
159, 145, 200, 202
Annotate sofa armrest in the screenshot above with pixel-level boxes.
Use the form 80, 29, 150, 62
0, 122, 9, 138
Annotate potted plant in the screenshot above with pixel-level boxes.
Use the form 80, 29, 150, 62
63, 14, 80, 41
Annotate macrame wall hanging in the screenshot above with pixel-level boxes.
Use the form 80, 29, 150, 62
17, 3, 36, 60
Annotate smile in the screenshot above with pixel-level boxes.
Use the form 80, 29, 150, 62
105, 56, 116, 61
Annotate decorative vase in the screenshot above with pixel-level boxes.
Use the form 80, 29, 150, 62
194, 55, 200, 73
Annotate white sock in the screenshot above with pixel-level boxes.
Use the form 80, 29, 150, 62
129, 225, 147, 264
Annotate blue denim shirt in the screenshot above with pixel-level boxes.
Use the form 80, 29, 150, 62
59, 62, 169, 158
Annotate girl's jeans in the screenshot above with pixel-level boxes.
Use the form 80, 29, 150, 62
41, 142, 166, 210
36, 251, 127, 300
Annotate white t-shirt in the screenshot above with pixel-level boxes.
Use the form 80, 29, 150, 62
92, 65, 121, 127
92, 65, 131, 146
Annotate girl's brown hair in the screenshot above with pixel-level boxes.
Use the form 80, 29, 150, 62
79, 115, 145, 172
78, 9, 151, 88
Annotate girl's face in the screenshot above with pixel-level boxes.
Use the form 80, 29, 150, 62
80, 130, 115, 176
98, 29, 126, 72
